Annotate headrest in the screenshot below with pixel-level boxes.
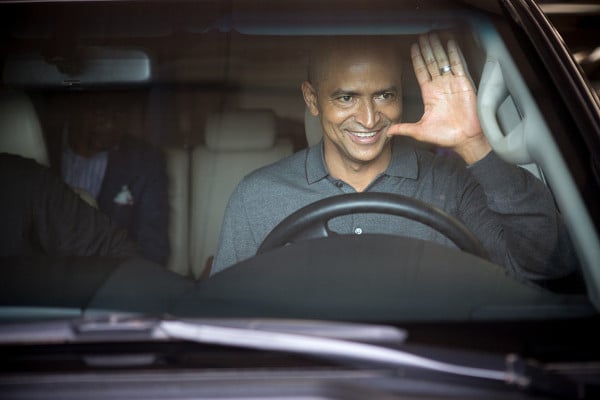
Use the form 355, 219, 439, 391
304, 107, 323, 147
205, 110, 277, 151
0, 90, 49, 166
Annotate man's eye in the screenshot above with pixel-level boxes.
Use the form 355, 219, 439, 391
337, 95, 353, 103
376, 92, 395, 101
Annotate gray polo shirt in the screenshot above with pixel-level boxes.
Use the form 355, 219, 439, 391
212, 138, 563, 278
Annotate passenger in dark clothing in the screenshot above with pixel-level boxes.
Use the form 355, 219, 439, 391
0, 153, 138, 258
47, 92, 170, 266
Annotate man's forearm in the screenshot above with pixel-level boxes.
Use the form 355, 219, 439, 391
465, 152, 568, 279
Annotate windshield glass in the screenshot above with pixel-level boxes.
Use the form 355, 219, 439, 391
0, 0, 597, 325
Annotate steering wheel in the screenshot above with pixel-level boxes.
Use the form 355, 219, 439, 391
257, 193, 488, 259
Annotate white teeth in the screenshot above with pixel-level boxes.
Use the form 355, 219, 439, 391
352, 131, 377, 138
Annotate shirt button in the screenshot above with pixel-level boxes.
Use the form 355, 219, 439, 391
354, 227, 363, 235
335, 182, 343, 188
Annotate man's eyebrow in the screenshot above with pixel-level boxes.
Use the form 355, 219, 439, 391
374, 86, 400, 95
329, 87, 399, 98
329, 88, 360, 98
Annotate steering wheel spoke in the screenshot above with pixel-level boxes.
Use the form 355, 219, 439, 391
287, 221, 335, 243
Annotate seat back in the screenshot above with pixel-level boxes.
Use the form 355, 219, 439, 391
190, 110, 293, 278
0, 89, 49, 166
165, 147, 191, 276
304, 106, 323, 147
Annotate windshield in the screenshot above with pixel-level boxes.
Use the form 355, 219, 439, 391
0, 0, 597, 326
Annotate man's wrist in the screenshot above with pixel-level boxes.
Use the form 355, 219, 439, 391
453, 134, 492, 165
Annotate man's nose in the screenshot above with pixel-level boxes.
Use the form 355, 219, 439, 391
354, 100, 379, 128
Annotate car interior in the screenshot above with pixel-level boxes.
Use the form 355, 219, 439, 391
0, 0, 598, 312
0, 2, 437, 279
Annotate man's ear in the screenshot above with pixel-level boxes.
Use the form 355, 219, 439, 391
301, 81, 319, 116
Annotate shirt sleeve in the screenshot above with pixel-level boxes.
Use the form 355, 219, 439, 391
211, 182, 259, 275
34, 166, 139, 258
460, 151, 576, 279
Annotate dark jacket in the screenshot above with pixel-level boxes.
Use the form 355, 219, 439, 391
95, 135, 170, 266
0, 153, 138, 258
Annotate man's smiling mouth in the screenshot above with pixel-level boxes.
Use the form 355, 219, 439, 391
346, 128, 386, 141
350, 131, 378, 138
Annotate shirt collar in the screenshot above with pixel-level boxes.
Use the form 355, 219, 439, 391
386, 138, 419, 180
63, 144, 109, 162
305, 137, 419, 185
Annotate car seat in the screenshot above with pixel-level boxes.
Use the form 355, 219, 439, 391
190, 110, 294, 278
0, 89, 49, 166
0, 89, 102, 208
304, 107, 323, 147
165, 147, 190, 276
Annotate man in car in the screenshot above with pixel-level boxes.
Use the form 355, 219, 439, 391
49, 93, 170, 266
211, 33, 572, 279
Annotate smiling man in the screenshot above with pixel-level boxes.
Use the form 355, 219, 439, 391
211, 34, 572, 280
301, 39, 402, 192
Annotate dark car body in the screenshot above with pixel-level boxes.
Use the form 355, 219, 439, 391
0, 0, 599, 398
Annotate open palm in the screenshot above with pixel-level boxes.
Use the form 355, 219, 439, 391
387, 34, 490, 163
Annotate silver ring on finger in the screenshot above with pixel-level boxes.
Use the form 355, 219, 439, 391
439, 64, 452, 75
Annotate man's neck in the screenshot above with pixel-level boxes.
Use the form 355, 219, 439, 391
324, 143, 392, 192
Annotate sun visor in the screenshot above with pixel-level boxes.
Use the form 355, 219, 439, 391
228, 12, 461, 35
2, 47, 151, 88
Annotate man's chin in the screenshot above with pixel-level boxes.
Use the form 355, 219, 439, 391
347, 143, 391, 165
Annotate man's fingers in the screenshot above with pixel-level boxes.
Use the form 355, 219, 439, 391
419, 35, 439, 79
415, 33, 458, 80
429, 33, 451, 75
387, 122, 422, 140
411, 43, 431, 85
447, 39, 466, 77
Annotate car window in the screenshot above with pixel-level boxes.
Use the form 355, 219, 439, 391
0, 0, 597, 322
